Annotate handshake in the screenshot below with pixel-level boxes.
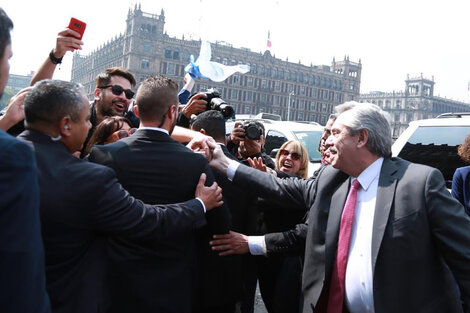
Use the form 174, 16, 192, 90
186, 134, 231, 173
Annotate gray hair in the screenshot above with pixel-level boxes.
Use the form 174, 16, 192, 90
334, 101, 392, 157
24, 80, 86, 126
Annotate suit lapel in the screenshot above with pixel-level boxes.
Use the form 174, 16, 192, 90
325, 178, 350, 274
371, 158, 398, 274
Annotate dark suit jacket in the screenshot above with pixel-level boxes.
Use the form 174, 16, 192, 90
88, 129, 230, 313
192, 144, 258, 309
19, 130, 205, 313
233, 157, 470, 313
264, 164, 327, 256
452, 166, 470, 216
0, 131, 50, 313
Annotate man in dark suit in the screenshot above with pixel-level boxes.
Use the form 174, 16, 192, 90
191, 110, 258, 312
0, 8, 50, 313
88, 75, 230, 313
208, 101, 470, 313
19, 79, 223, 313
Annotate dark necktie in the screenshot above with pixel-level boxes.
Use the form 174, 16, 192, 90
327, 179, 361, 313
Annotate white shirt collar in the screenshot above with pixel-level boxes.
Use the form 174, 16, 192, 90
138, 126, 169, 135
355, 157, 384, 191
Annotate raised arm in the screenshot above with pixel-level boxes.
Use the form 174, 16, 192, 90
30, 28, 83, 85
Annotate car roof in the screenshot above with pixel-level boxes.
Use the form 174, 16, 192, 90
407, 117, 470, 127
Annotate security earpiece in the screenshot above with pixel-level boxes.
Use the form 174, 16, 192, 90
64, 125, 70, 130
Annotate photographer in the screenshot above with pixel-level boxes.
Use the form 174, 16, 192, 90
227, 120, 275, 170
177, 88, 234, 129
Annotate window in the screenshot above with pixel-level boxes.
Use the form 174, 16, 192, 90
141, 59, 150, 69
246, 91, 252, 102
264, 130, 288, 155
231, 89, 238, 99
142, 41, 151, 52
173, 49, 180, 60
397, 126, 470, 185
165, 48, 172, 59
183, 50, 190, 62
167, 63, 175, 75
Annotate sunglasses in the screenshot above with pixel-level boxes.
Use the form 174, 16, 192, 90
99, 85, 135, 100
279, 149, 302, 160
116, 128, 137, 139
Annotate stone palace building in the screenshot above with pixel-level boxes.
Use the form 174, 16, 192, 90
71, 4, 361, 125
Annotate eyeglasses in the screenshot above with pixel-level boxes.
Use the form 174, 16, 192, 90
99, 85, 135, 100
116, 128, 137, 139
279, 149, 301, 160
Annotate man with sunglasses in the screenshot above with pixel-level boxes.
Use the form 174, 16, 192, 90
80, 67, 137, 157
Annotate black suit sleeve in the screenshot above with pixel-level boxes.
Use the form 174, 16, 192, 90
265, 222, 308, 256
90, 165, 207, 239
0, 136, 50, 313
233, 163, 316, 212
202, 163, 231, 234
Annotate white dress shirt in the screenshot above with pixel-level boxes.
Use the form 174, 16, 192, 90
345, 157, 383, 313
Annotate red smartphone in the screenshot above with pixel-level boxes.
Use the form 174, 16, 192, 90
67, 18, 86, 40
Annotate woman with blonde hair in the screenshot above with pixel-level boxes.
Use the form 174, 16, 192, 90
248, 140, 309, 313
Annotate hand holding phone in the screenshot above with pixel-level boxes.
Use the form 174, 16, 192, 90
67, 18, 86, 40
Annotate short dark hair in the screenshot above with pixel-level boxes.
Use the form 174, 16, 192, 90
24, 80, 86, 126
135, 75, 178, 123
0, 8, 13, 59
191, 110, 226, 141
95, 67, 136, 88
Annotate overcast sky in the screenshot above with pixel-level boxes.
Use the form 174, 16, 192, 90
3, 0, 470, 102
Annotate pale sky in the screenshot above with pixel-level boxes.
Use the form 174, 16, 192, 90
3, 0, 470, 102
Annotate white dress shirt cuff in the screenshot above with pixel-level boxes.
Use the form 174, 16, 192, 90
227, 160, 240, 181
195, 197, 206, 213
248, 236, 267, 255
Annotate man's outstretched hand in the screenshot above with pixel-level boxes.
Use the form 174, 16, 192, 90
195, 173, 223, 211
210, 231, 250, 256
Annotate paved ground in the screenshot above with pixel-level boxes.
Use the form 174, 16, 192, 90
254, 284, 268, 313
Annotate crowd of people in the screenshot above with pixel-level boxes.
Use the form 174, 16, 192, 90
1, 7, 470, 313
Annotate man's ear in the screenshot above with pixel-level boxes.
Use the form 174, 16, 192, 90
133, 105, 140, 118
59, 116, 72, 137
356, 129, 369, 148
199, 129, 207, 135
167, 104, 178, 120
93, 88, 101, 102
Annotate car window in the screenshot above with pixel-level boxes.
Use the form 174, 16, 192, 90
265, 130, 288, 155
397, 125, 470, 187
293, 130, 323, 162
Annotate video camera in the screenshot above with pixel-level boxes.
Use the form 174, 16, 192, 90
201, 88, 234, 119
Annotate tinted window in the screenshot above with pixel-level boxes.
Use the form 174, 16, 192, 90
397, 126, 470, 187
293, 131, 322, 162
265, 130, 288, 155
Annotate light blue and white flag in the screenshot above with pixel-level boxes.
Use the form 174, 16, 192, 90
185, 41, 250, 82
